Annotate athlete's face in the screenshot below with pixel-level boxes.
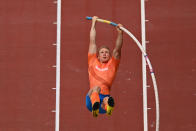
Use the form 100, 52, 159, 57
98, 48, 111, 63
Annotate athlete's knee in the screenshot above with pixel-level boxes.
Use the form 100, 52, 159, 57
88, 86, 101, 96
92, 86, 101, 93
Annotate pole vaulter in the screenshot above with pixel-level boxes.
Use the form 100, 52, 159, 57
86, 16, 160, 131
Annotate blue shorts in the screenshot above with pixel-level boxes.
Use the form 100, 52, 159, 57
86, 94, 110, 114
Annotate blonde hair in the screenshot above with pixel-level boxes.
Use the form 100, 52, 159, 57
97, 45, 111, 56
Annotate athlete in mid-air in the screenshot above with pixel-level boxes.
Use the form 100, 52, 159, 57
86, 16, 124, 117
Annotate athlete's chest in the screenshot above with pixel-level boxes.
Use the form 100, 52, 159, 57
92, 62, 115, 73
95, 65, 109, 72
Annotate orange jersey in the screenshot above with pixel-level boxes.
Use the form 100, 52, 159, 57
88, 53, 120, 95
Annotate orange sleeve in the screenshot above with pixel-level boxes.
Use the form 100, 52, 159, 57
111, 56, 120, 69
88, 53, 96, 66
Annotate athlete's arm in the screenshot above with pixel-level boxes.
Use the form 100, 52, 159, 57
89, 16, 98, 54
113, 24, 123, 59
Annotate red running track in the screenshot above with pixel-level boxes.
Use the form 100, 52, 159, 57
0, 0, 195, 131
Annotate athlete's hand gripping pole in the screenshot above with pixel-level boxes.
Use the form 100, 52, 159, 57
86, 16, 118, 27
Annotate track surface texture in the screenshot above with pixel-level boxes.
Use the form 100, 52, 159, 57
0, 0, 195, 131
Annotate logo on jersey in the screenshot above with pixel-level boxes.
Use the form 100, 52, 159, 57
95, 66, 108, 71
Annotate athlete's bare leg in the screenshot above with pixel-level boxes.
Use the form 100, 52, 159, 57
101, 96, 109, 109
88, 86, 101, 96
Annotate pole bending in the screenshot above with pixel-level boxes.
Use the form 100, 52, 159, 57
86, 16, 159, 131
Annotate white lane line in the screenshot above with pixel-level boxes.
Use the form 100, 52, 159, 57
141, 0, 148, 131
55, 0, 62, 131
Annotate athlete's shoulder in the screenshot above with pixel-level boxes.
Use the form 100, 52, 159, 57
111, 56, 120, 63
88, 53, 96, 57
88, 53, 97, 65
109, 56, 120, 67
